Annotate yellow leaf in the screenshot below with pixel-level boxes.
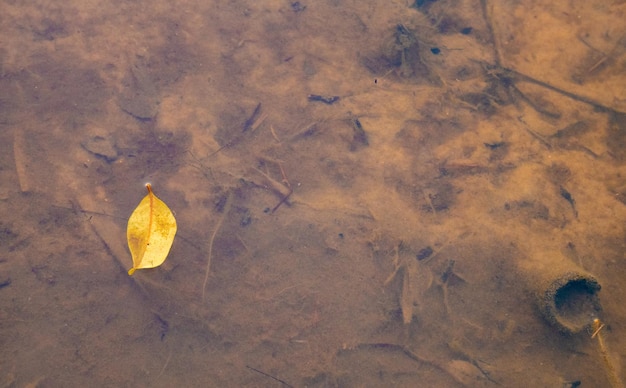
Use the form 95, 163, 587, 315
126, 183, 177, 275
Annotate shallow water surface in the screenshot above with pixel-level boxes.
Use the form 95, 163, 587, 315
1, 0, 626, 386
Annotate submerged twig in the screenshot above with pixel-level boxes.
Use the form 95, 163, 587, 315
591, 319, 622, 388
246, 365, 293, 387
13, 128, 31, 193
202, 192, 233, 301
210, 103, 265, 156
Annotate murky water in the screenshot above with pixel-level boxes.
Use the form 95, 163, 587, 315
1, 0, 625, 386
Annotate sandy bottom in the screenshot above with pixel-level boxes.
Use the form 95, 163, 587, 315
1, 0, 626, 386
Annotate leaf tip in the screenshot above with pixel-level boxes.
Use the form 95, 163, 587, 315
128, 267, 136, 276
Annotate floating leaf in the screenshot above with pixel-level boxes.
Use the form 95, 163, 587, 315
127, 184, 177, 275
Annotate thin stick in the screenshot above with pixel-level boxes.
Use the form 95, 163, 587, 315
246, 365, 293, 387
202, 193, 233, 301
156, 350, 172, 379
480, 0, 503, 66
271, 189, 293, 213
243, 103, 263, 132
591, 319, 623, 388
252, 166, 291, 196
247, 113, 267, 133
270, 124, 281, 142
13, 128, 31, 193
209, 103, 263, 156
